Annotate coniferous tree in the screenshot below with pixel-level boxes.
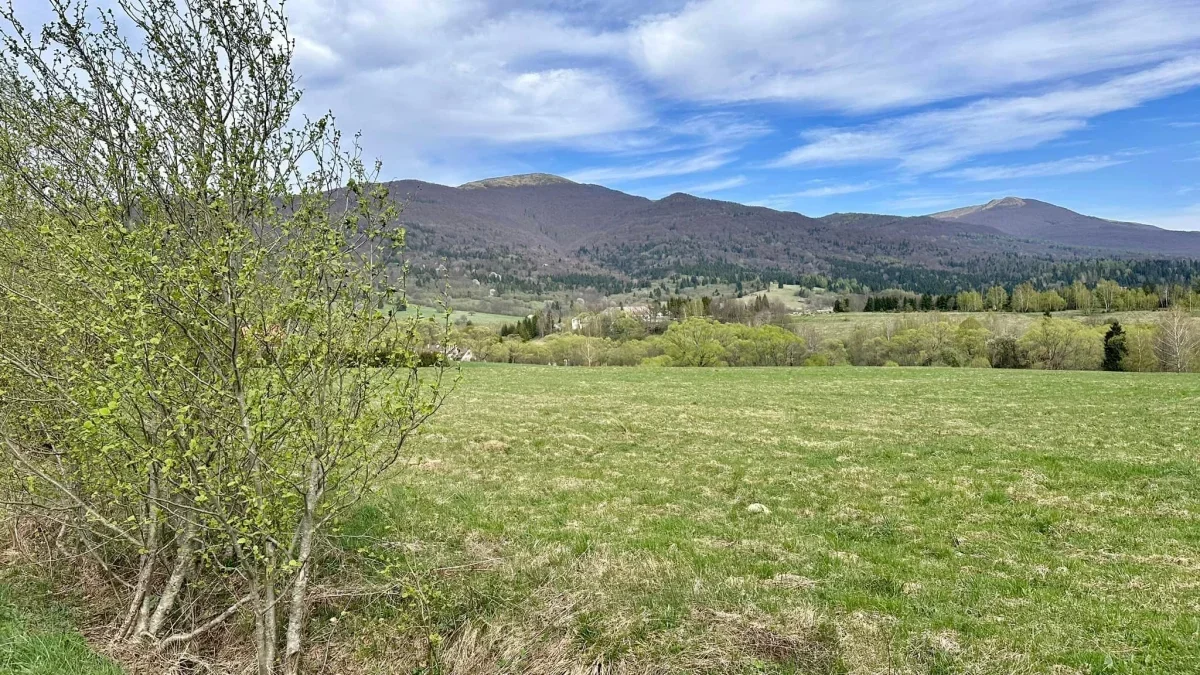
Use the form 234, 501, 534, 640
1102, 321, 1128, 371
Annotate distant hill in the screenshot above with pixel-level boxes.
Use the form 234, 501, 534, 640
930, 197, 1200, 257
383, 176, 1200, 294
458, 173, 576, 190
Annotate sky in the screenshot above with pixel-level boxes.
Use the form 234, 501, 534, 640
12, 0, 1200, 229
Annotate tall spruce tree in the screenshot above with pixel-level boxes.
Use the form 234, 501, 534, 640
1102, 321, 1128, 371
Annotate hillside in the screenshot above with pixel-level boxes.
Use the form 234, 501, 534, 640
930, 197, 1200, 256
387, 176, 1200, 293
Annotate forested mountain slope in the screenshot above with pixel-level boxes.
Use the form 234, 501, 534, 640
385, 175, 1200, 292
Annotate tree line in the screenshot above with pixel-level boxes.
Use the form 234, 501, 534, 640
855, 279, 1200, 314
457, 309, 1199, 372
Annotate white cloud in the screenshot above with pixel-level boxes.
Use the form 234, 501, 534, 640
632, 0, 1200, 111
744, 197, 799, 212
745, 182, 882, 213
938, 155, 1127, 181
286, 0, 649, 177
197, 0, 1200, 184
568, 113, 771, 156
681, 175, 749, 194
565, 112, 772, 184
785, 182, 881, 198
16, 0, 1200, 187
878, 191, 1019, 214
569, 150, 734, 183
284, 0, 1200, 180
772, 57, 1200, 172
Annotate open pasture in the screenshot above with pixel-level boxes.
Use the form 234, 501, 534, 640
786, 309, 1171, 342
331, 365, 1200, 673
394, 303, 527, 327
5, 365, 1198, 674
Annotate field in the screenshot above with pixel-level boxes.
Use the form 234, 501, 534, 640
744, 283, 817, 311
6, 365, 1199, 673
339, 364, 1200, 673
394, 303, 526, 326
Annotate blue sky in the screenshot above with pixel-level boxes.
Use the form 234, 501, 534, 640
13, 0, 1200, 228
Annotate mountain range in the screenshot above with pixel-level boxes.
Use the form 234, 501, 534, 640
930, 197, 1200, 256
387, 174, 1200, 294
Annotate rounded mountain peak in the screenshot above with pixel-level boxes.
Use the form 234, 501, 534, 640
458, 173, 575, 189
982, 196, 1028, 209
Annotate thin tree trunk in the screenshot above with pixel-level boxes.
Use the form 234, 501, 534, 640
263, 558, 278, 671
120, 468, 160, 640
132, 469, 161, 638
251, 575, 273, 675
118, 551, 155, 640
147, 519, 197, 637
283, 458, 323, 675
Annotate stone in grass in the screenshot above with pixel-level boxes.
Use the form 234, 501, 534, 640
746, 503, 771, 515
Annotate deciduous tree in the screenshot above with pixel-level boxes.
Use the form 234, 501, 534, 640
0, 1, 450, 672
1155, 307, 1199, 373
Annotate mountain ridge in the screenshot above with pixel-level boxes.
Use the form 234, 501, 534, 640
929, 197, 1188, 253
383, 176, 1200, 293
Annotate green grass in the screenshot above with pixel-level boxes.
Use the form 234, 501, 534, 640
787, 309, 1175, 342
12, 364, 1198, 673
0, 583, 121, 675
744, 283, 813, 311
335, 364, 1200, 673
395, 303, 526, 326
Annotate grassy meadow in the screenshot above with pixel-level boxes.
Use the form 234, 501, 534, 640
331, 364, 1200, 674
395, 303, 527, 326
5, 364, 1199, 673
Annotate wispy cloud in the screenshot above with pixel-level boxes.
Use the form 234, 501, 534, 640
938, 155, 1127, 181
31, 0, 1186, 198
745, 182, 882, 213
681, 175, 749, 195
633, 0, 1200, 111
785, 182, 881, 198
569, 150, 735, 183
745, 198, 796, 212
771, 56, 1200, 172
879, 191, 1018, 214
268, 0, 650, 179
570, 113, 772, 156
